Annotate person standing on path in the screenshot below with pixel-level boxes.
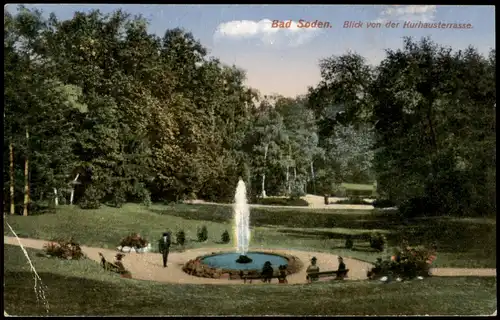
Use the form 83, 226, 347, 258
159, 231, 171, 267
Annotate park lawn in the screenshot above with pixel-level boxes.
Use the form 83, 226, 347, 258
3, 203, 235, 251
4, 245, 496, 316
341, 183, 375, 191
3, 203, 496, 268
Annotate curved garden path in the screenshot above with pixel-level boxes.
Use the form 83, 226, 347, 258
5, 237, 495, 284
5, 236, 372, 284
186, 194, 375, 210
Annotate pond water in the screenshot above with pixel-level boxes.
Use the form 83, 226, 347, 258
201, 252, 288, 271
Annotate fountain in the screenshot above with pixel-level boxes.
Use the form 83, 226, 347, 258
234, 178, 252, 263
182, 178, 303, 279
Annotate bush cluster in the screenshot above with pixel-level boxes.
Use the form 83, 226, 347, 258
44, 238, 84, 260
368, 245, 437, 280
290, 184, 306, 200
335, 197, 372, 205
176, 230, 186, 246
399, 196, 440, 218
141, 189, 152, 207
79, 186, 104, 209
221, 230, 230, 244
369, 232, 387, 252
372, 198, 396, 208
120, 233, 148, 248
112, 187, 127, 208
330, 184, 347, 197
345, 235, 354, 249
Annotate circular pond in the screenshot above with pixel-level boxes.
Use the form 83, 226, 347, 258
201, 252, 288, 271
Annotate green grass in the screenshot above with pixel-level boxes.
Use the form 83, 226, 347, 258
4, 245, 496, 316
253, 197, 309, 206
4, 203, 496, 268
341, 183, 375, 191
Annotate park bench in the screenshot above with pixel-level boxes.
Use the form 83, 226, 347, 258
241, 273, 286, 284
306, 269, 349, 283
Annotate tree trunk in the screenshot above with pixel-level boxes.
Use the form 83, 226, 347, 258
424, 97, 439, 180
261, 144, 268, 198
9, 142, 15, 215
310, 161, 316, 195
293, 167, 297, 181
54, 188, 59, 206
286, 167, 290, 195
23, 129, 29, 216
287, 145, 292, 195
70, 173, 80, 205
261, 174, 266, 198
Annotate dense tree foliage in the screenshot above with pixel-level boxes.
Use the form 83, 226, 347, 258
4, 6, 494, 217
306, 37, 495, 217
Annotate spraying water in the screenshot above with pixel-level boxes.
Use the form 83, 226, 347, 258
234, 178, 250, 256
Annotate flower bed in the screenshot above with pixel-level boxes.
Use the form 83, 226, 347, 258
118, 233, 149, 252
44, 238, 84, 260
367, 245, 437, 281
117, 243, 152, 253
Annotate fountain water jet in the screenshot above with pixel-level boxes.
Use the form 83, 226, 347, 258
234, 178, 252, 263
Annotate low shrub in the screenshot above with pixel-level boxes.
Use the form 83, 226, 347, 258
120, 233, 148, 249
399, 196, 440, 218
79, 185, 104, 209
221, 230, 230, 244
345, 235, 354, 249
44, 238, 84, 260
176, 230, 186, 246
372, 198, 396, 208
112, 188, 126, 208
197, 225, 208, 242
335, 197, 372, 205
369, 232, 386, 252
290, 186, 306, 200
330, 184, 347, 197
141, 189, 152, 207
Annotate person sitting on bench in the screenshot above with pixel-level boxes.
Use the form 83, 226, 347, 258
306, 257, 320, 282
367, 258, 383, 279
336, 256, 347, 280
278, 265, 288, 284
114, 253, 132, 279
261, 261, 274, 283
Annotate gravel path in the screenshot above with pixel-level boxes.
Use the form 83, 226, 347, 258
5, 236, 495, 285
429, 268, 496, 277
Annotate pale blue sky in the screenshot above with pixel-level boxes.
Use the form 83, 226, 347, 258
6, 4, 495, 97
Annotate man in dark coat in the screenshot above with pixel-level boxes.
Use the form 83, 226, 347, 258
336, 256, 347, 280
159, 232, 171, 267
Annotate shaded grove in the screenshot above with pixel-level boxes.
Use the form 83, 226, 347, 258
4, 6, 495, 217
